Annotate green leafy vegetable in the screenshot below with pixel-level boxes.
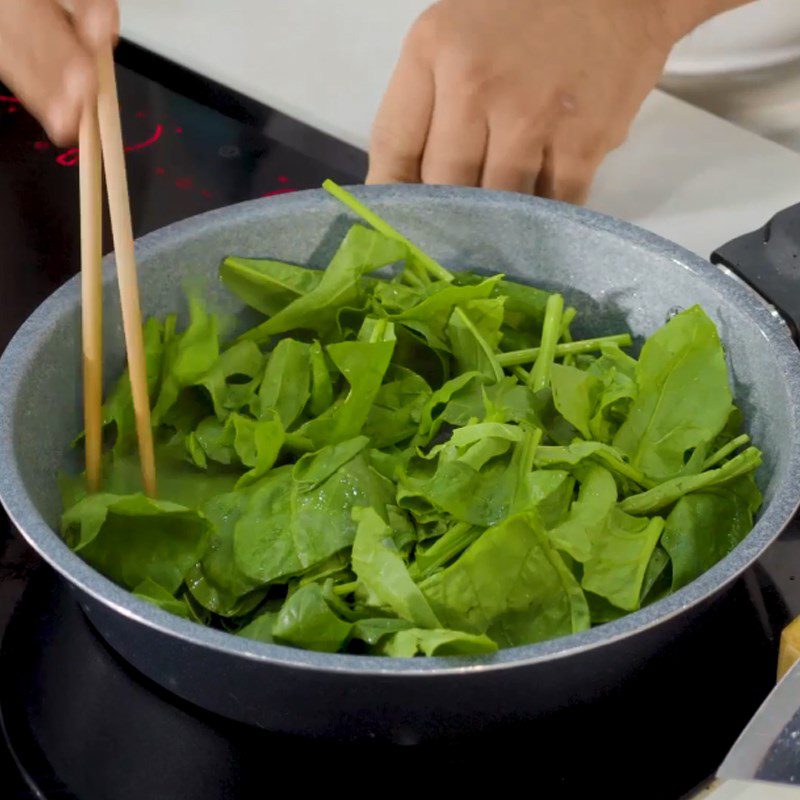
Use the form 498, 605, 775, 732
422, 512, 590, 646
152, 296, 220, 426
376, 627, 498, 657
256, 338, 310, 426
220, 257, 322, 317
234, 441, 394, 584
62, 493, 211, 593
60, 181, 763, 658
272, 583, 352, 652
351, 507, 440, 627
662, 476, 761, 590
241, 225, 405, 342
582, 508, 665, 611
548, 465, 617, 561
133, 578, 193, 619
613, 306, 733, 481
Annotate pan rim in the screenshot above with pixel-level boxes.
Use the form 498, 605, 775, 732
1, 184, 799, 677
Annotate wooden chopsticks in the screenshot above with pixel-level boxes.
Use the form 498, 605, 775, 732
79, 101, 103, 493
80, 47, 157, 497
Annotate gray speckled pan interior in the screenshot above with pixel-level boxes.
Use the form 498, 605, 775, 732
0, 184, 799, 675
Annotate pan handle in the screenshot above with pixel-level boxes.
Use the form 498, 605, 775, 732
711, 202, 800, 342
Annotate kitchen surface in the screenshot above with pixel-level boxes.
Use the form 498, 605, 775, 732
2, 2, 800, 798
118, 0, 800, 258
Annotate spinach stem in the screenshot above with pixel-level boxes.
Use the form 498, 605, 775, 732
511, 365, 531, 383
560, 306, 577, 367
592, 450, 654, 489
619, 447, 761, 515
322, 180, 454, 283
702, 434, 750, 470
528, 293, 564, 391
369, 317, 389, 343
521, 427, 543, 475
401, 265, 426, 290
333, 580, 358, 596
534, 445, 654, 489
409, 522, 480, 581
498, 333, 633, 367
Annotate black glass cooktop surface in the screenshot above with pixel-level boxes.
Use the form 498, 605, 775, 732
0, 40, 798, 800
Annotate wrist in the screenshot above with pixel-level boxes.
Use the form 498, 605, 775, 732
651, 0, 754, 44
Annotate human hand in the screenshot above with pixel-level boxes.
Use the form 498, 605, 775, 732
367, 0, 741, 203
0, 0, 118, 145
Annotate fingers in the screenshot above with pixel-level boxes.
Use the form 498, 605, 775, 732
536, 145, 602, 206
420, 89, 488, 186
535, 115, 608, 204
480, 113, 545, 194
367, 28, 435, 184
0, 0, 97, 144
65, 0, 119, 51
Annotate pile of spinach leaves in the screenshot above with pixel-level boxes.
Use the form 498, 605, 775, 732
59, 180, 762, 657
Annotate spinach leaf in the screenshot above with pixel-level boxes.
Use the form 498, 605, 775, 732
256, 338, 311, 427
61, 493, 211, 593
186, 416, 237, 467
641, 546, 671, 603
234, 444, 394, 584
237, 611, 279, 644
233, 411, 285, 487
453, 272, 551, 352
662, 476, 761, 590
401, 426, 570, 528
152, 297, 220, 426
297, 331, 395, 449
351, 507, 440, 627
220, 256, 322, 316
495, 278, 550, 351
197, 340, 264, 420
349, 617, 414, 646
133, 578, 193, 619
185, 412, 284, 486
363, 366, 431, 448
581, 508, 665, 611
241, 225, 405, 342
392, 276, 503, 352
104, 444, 239, 508
415, 371, 484, 444
550, 363, 601, 439
308, 340, 334, 416
422, 512, 590, 646
446, 299, 505, 382
548, 465, 617, 562
585, 343, 637, 442
186, 491, 266, 616
323, 179, 452, 282
272, 583, 352, 653
376, 627, 498, 657
292, 435, 370, 488
535, 441, 652, 489
613, 306, 733, 481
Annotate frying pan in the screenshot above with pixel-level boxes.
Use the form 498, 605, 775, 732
0, 186, 798, 742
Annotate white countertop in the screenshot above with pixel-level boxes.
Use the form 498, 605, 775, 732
119, 0, 800, 259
